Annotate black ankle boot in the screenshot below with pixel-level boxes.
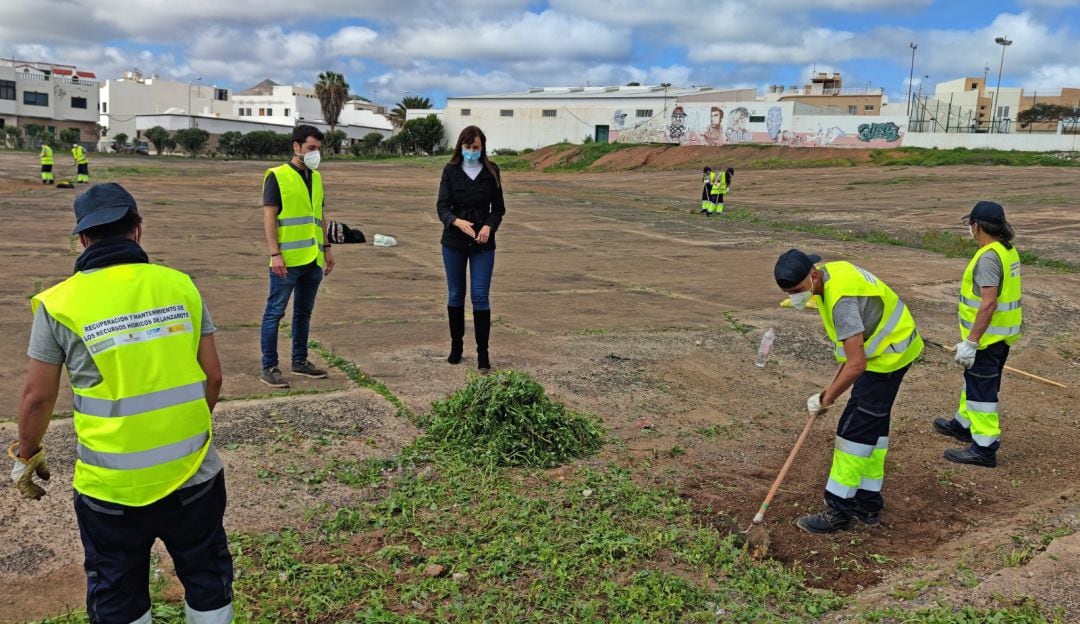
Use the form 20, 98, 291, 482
473, 309, 491, 370
447, 306, 465, 364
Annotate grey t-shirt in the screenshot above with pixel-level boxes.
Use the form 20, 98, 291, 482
822, 267, 885, 342
972, 252, 1003, 296
28, 298, 223, 490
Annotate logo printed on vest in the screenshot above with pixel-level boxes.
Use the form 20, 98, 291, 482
83, 304, 191, 342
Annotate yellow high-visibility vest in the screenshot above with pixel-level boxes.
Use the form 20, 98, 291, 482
72, 144, 88, 164
817, 261, 924, 373
32, 263, 211, 506
959, 242, 1022, 346
40, 145, 54, 165
711, 169, 728, 194
264, 164, 324, 268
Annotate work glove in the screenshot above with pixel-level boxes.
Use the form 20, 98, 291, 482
806, 392, 826, 415
8, 442, 50, 500
954, 339, 980, 369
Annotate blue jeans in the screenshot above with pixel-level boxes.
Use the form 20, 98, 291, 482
442, 245, 494, 310
260, 261, 323, 369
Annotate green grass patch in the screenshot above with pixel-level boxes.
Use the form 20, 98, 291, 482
861, 602, 1058, 623
490, 155, 533, 171
720, 208, 1080, 273
747, 156, 858, 169
543, 142, 642, 172
308, 339, 414, 421
420, 370, 603, 468
869, 147, 1080, 168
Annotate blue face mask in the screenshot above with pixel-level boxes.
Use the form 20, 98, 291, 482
462, 148, 481, 162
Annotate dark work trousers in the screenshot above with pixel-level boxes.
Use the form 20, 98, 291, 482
824, 365, 910, 515
956, 341, 1010, 457
74, 471, 233, 624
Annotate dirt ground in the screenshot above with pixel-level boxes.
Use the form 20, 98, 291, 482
0, 148, 1078, 622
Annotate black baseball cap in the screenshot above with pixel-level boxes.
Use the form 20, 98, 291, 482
73, 183, 139, 234
962, 200, 1005, 225
774, 249, 821, 289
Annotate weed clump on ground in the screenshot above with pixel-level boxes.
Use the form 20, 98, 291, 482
421, 370, 603, 468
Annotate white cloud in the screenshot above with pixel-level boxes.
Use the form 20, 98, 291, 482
326, 26, 379, 57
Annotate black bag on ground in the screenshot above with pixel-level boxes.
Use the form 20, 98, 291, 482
327, 220, 366, 244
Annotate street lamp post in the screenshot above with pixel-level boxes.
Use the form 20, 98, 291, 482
188, 76, 202, 128
991, 36, 1012, 133
906, 42, 917, 115
660, 82, 671, 115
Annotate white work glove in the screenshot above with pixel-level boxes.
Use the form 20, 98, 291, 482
954, 339, 980, 369
8, 442, 50, 500
807, 392, 826, 415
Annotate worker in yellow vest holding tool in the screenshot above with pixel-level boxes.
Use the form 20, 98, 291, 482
774, 249, 923, 533
40, 142, 54, 184
933, 201, 1022, 468
72, 142, 90, 183
9, 183, 233, 623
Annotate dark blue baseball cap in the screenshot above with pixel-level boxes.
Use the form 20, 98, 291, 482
774, 249, 821, 289
963, 200, 1005, 225
73, 183, 139, 234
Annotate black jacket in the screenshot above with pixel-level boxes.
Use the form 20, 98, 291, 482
437, 162, 506, 251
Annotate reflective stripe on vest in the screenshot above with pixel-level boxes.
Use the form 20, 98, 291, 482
31, 263, 211, 506
266, 164, 324, 269
817, 262, 924, 373
958, 242, 1022, 346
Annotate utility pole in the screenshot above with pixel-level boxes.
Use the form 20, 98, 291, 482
660, 82, 671, 115
907, 42, 917, 115
992, 36, 1012, 133
188, 76, 202, 129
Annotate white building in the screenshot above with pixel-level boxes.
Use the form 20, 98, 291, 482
232, 79, 322, 126
443, 86, 746, 151
931, 77, 1022, 132
99, 70, 232, 146
0, 58, 100, 145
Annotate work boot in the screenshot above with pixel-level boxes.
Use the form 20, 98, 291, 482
796, 507, 852, 534
933, 417, 973, 443
259, 366, 290, 388
291, 359, 328, 378
474, 309, 491, 371
851, 507, 881, 527
447, 305, 465, 364
944, 447, 996, 468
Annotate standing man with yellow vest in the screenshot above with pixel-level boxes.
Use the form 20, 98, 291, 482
774, 249, 923, 533
707, 166, 732, 215
259, 125, 335, 388
9, 183, 233, 623
934, 201, 1022, 468
40, 141, 55, 184
72, 142, 90, 183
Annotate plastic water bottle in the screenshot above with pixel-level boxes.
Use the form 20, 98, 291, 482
373, 234, 397, 247
755, 328, 775, 368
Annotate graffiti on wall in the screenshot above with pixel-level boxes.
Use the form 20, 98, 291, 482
611, 101, 905, 148
857, 122, 901, 142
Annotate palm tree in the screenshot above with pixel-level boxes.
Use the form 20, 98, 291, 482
390, 95, 432, 129
315, 71, 350, 133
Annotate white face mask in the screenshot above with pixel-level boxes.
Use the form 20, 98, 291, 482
789, 289, 814, 310
969, 224, 976, 239
302, 150, 321, 170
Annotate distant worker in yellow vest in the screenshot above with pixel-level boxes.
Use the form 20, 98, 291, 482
72, 142, 90, 183
700, 167, 714, 214
259, 124, 336, 388
933, 201, 1022, 468
9, 182, 233, 623
40, 142, 55, 184
707, 166, 733, 215
774, 249, 923, 533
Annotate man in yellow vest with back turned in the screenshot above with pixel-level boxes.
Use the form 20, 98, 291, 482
933, 201, 1022, 468
259, 124, 336, 388
774, 249, 923, 533
40, 141, 55, 184
9, 183, 234, 623
72, 142, 90, 183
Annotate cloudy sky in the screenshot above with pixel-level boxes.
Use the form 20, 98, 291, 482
5, 0, 1080, 106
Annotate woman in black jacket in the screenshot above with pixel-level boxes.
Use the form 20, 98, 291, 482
436, 125, 506, 370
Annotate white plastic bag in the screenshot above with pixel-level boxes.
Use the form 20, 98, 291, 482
373, 234, 398, 247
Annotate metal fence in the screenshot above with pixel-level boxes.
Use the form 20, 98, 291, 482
907, 94, 1011, 134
